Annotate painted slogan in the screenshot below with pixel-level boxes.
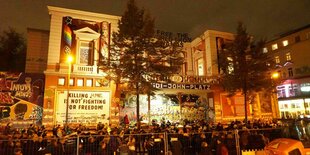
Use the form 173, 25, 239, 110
0, 72, 45, 125
56, 91, 110, 124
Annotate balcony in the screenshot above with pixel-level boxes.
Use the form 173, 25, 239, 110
72, 64, 102, 75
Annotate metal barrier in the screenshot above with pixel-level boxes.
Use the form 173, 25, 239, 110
0, 128, 284, 155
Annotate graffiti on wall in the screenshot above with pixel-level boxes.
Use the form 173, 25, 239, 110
0, 72, 45, 124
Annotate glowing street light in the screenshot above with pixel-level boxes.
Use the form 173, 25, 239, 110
67, 55, 73, 63
271, 72, 279, 79
65, 54, 73, 129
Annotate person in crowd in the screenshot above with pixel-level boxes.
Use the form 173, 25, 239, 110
83, 136, 97, 155
200, 140, 212, 155
216, 137, 229, 155
3, 135, 15, 154
239, 127, 250, 150
225, 132, 237, 155
97, 122, 104, 131
108, 129, 121, 155
169, 134, 182, 155
127, 135, 136, 155
98, 138, 108, 155
0, 118, 286, 155
4, 123, 13, 135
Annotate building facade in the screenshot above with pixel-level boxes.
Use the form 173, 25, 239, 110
264, 24, 310, 119
37, 6, 121, 127
184, 30, 275, 122
22, 6, 284, 127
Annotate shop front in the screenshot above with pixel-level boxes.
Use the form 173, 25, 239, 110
278, 99, 310, 119
276, 80, 310, 119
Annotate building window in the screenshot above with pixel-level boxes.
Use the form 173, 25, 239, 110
197, 58, 204, 76
295, 36, 300, 43
282, 40, 288, 46
288, 68, 293, 77
86, 79, 93, 87
183, 62, 188, 75
227, 57, 234, 74
272, 44, 278, 50
77, 79, 84, 86
69, 78, 74, 86
306, 32, 310, 39
95, 79, 101, 87
58, 77, 65, 86
275, 56, 280, 64
78, 41, 93, 65
263, 47, 268, 53
286, 52, 291, 61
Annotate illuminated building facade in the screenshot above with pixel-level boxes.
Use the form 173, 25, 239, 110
181, 30, 276, 122
264, 24, 310, 118
26, 6, 121, 127
22, 6, 282, 127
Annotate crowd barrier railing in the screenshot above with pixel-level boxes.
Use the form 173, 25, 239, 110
0, 127, 285, 155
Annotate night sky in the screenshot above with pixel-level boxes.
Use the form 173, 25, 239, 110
1, 0, 310, 41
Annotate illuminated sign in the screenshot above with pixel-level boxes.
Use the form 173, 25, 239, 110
152, 83, 210, 90
301, 83, 310, 92
56, 91, 110, 124
168, 75, 218, 84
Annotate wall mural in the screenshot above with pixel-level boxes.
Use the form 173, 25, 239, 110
0, 72, 45, 126
259, 91, 272, 113
119, 94, 210, 124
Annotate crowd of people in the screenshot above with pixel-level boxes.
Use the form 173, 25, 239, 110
0, 118, 285, 155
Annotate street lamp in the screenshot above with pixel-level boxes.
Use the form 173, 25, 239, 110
66, 54, 73, 129
271, 72, 279, 79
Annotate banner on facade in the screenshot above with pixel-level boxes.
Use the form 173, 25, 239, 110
56, 91, 110, 124
221, 94, 251, 117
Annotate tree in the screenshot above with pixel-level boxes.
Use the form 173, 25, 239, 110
0, 28, 26, 72
218, 22, 274, 124
99, 0, 184, 129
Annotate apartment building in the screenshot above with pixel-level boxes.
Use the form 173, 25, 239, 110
264, 24, 310, 118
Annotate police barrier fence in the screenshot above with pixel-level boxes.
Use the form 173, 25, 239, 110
0, 128, 283, 155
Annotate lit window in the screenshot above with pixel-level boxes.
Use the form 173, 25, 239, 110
275, 56, 280, 64
263, 47, 268, 53
282, 40, 288, 46
58, 78, 65, 86
286, 52, 291, 61
86, 79, 92, 87
78, 41, 93, 65
197, 58, 204, 76
95, 80, 101, 87
227, 57, 234, 74
306, 32, 310, 39
272, 44, 278, 50
77, 79, 84, 86
69, 78, 74, 86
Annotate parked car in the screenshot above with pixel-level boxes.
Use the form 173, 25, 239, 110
265, 117, 310, 155
264, 138, 310, 155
